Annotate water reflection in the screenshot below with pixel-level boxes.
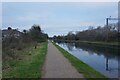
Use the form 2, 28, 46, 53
74, 42, 119, 60
66, 43, 75, 51
55, 41, 119, 78
67, 42, 119, 72
106, 58, 109, 71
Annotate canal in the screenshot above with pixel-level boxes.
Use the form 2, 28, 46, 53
55, 41, 119, 78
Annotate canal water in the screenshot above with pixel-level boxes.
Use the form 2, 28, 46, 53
55, 41, 119, 78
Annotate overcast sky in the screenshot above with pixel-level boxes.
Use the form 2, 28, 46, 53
2, 2, 118, 37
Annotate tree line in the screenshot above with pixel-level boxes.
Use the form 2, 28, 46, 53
53, 23, 119, 42
3, 24, 48, 50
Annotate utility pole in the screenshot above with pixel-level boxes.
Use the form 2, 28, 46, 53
106, 18, 109, 27
106, 17, 120, 41
106, 18, 109, 42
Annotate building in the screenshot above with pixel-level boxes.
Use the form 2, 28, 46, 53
2, 27, 22, 40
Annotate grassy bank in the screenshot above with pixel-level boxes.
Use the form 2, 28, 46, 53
3, 42, 48, 78
52, 42, 108, 79
77, 41, 119, 47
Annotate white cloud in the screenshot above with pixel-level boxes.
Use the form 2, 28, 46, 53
18, 15, 39, 21
17, 13, 48, 21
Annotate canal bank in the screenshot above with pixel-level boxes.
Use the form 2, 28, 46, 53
52, 42, 108, 78
53, 41, 119, 78
54, 40, 119, 47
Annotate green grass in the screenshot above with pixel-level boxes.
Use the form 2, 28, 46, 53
77, 41, 119, 46
3, 42, 48, 78
52, 42, 109, 79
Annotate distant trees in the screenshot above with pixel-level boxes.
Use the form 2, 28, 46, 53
53, 23, 119, 42
22, 29, 31, 43
8, 27, 12, 30
28, 24, 48, 48
66, 31, 75, 40
29, 24, 48, 42
29, 25, 42, 42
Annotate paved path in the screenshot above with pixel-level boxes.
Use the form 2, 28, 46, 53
42, 41, 84, 78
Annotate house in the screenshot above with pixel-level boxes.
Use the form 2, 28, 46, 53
2, 27, 22, 39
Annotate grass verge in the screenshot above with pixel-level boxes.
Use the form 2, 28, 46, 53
52, 42, 109, 79
77, 41, 119, 47
3, 42, 48, 78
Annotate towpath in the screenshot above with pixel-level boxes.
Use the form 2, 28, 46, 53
42, 41, 84, 78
